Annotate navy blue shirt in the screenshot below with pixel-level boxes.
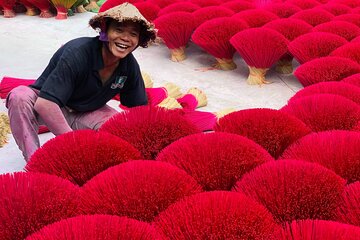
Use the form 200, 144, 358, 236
31, 36, 147, 112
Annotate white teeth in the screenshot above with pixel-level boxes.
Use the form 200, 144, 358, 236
115, 43, 128, 49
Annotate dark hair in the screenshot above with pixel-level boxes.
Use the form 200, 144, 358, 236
104, 18, 156, 48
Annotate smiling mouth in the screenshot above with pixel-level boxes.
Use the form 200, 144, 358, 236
115, 43, 130, 49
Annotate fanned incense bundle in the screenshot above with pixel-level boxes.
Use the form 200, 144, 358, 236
262, 2, 302, 18
290, 9, 335, 26
214, 108, 311, 159
153, 191, 282, 240
26, 0, 53, 17
294, 57, 360, 86
0, 172, 80, 240
230, 28, 288, 85
312, 20, 360, 41
148, 0, 182, 8
342, 73, 360, 87
133, 1, 160, 22
336, 181, 360, 227
19, 0, 38, 16
278, 219, 360, 239
264, 16, 305, 36
352, 35, 360, 43
220, 0, 255, 13
154, 12, 196, 62
263, 18, 313, 74
288, 32, 348, 64
80, 160, 202, 221
156, 132, 274, 191
99, 0, 124, 12
281, 130, 360, 183
191, 17, 248, 70
51, 0, 78, 19
329, 0, 360, 8
352, 7, 360, 14
234, 160, 346, 223
334, 14, 360, 27
99, 0, 142, 12
191, 6, 234, 28
99, 106, 200, 159
25, 130, 142, 186
315, 3, 352, 16
286, 0, 320, 9
157, 2, 200, 16
289, 81, 360, 105
189, 0, 221, 7
330, 43, 360, 64
0, 0, 16, 17
26, 215, 162, 239
280, 94, 360, 132
231, 9, 279, 28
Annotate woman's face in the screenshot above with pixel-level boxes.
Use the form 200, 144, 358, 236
106, 20, 140, 59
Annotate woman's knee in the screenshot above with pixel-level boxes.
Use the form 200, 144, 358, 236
6, 86, 37, 108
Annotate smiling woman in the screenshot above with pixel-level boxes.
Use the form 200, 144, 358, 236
97, 20, 141, 86
5, 2, 157, 162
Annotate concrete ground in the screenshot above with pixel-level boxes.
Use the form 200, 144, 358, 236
0, 12, 302, 173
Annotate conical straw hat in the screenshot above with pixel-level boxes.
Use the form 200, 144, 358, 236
89, 2, 157, 47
